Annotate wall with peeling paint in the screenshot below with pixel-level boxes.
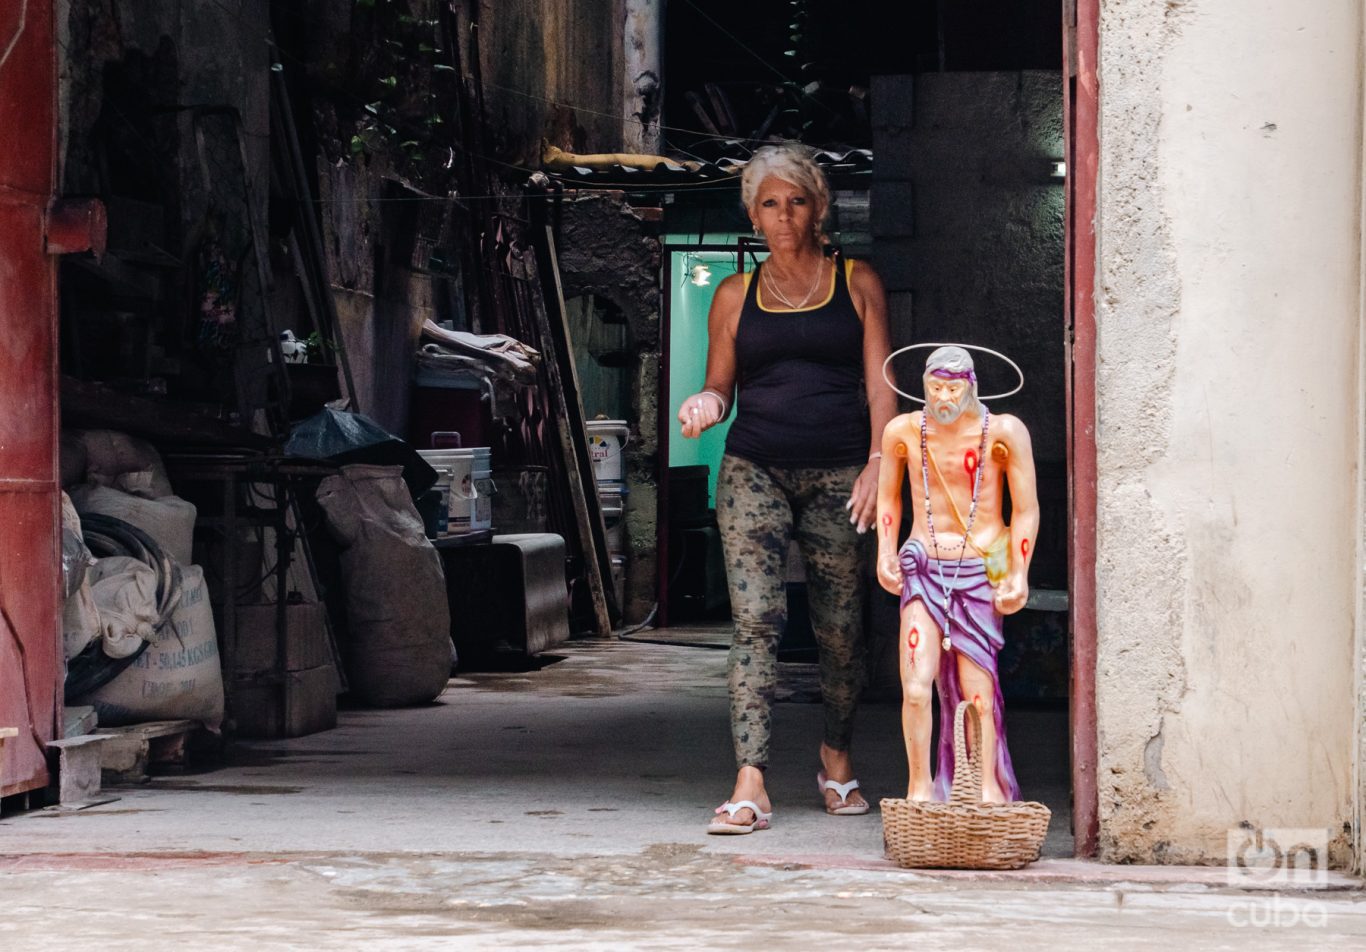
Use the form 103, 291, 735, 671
59, 0, 271, 198
556, 194, 661, 624
478, 0, 628, 164
1094, 0, 1361, 864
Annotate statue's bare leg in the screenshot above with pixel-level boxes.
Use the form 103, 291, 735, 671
955, 653, 1006, 803
899, 598, 942, 800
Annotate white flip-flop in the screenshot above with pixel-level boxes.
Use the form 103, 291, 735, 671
707, 799, 773, 835
818, 771, 870, 816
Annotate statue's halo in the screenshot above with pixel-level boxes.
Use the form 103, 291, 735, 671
881, 342, 1025, 404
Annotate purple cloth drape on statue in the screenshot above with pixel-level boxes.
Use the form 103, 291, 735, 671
899, 539, 1021, 802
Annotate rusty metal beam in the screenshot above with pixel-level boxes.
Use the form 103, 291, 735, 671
1064, 0, 1100, 859
0, 0, 60, 799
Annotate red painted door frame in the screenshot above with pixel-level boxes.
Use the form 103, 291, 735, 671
0, 0, 62, 798
1064, 0, 1100, 857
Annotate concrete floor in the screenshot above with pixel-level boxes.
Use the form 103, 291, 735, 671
3, 639, 1363, 949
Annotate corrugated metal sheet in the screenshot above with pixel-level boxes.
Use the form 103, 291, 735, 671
548, 146, 873, 187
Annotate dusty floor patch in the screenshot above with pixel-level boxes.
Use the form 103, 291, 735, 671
0, 640, 1260, 947
4, 848, 1363, 950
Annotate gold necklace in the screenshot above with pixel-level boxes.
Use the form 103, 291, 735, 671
763, 258, 825, 310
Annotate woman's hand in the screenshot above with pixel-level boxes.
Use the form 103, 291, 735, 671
993, 573, 1029, 615
877, 551, 902, 595
845, 458, 880, 534
678, 391, 725, 439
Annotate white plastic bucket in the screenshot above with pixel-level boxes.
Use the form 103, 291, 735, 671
586, 420, 630, 484
419, 447, 493, 534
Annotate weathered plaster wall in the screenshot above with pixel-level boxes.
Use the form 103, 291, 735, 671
301, 2, 633, 434
1357, 0, 1366, 876
1359, 79, 1366, 871
314, 161, 444, 435
57, 0, 274, 413
477, 0, 627, 164
60, 0, 270, 194
1095, 0, 1360, 864
556, 194, 661, 624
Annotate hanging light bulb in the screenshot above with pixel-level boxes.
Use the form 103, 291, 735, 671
689, 263, 713, 286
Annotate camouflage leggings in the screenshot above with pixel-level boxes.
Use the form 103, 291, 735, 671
716, 453, 867, 769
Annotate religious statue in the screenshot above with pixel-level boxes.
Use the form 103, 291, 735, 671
875, 345, 1038, 803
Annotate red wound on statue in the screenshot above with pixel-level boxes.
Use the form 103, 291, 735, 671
964, 450, 978, 478
908, 627, 920, 649
1021, 539, 1030, 559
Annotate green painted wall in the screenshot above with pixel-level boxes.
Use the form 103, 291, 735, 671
666, 240, 763, 505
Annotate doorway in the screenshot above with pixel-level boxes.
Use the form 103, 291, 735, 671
657, 241, 743, 632
655, 1, 1089, 855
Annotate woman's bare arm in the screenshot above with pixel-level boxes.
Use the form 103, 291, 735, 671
846, 260, 897, 532
679, 273, 744, 438
851, 261, 897, 456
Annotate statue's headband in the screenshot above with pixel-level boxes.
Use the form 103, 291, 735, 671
928, 368, 976, 383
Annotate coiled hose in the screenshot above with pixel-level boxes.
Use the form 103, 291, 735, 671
64, 513, 184, 701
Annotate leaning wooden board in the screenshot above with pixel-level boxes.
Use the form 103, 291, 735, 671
527, 220, 619, 635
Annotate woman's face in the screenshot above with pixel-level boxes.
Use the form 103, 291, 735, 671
750, 175, 820, 252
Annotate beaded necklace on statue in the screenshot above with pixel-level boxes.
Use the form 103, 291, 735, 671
762, 258, 825, 310
920, 406, 990, 652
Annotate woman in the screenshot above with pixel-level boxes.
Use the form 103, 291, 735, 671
678, 143, 896, 833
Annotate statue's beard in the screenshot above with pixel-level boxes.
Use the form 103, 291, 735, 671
929, 392, 978, 425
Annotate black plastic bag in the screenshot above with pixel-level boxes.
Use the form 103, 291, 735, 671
285, 408, 437, 500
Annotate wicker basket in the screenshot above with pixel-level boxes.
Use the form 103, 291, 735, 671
880, 701, 1051, 870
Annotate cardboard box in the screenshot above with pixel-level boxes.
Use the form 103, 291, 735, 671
231, 665, 339, 739
233, 602, 332, 673
230, 602, 339, 739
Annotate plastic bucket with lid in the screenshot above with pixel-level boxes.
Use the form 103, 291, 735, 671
418, 447, 493, 534
586, 420, 630, 484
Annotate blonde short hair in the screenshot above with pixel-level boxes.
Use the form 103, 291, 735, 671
740, 142, 832, 237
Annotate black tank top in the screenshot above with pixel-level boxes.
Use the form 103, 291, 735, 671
725, 255, 871, 468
